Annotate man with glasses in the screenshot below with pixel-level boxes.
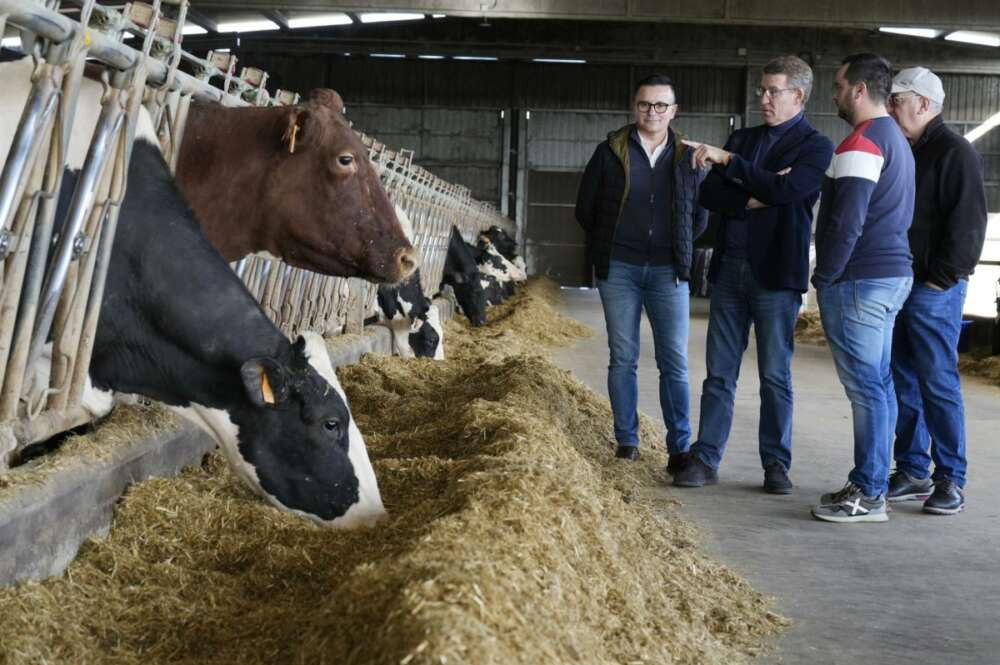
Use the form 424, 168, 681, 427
886, 67, 987, 515
671, 55, 833, 492
575, 74, 708, 468
810, 53, 915, 523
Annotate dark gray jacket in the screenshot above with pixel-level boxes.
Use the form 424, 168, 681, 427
909, 115, 988, 288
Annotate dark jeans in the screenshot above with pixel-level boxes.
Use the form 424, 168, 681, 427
818, 277, 913, 496
892, 280, 969, 487
690, 256, 802, 471
596, 260, 691, 454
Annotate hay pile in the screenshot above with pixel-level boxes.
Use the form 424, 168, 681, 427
958, 352, 1000, 387
445, 279, 592, 362
0, 402, 176, 495
794, 309, 826, 346
0, 278, 784, 665
797, 308, 1000, 388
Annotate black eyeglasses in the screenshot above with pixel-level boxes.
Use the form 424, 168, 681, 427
636, 101, 676, 113
754, 86, 796, 99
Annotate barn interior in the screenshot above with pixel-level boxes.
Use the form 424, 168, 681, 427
2, 2, 1000, 664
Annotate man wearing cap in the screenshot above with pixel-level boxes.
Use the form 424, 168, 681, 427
887, 66, 988, 515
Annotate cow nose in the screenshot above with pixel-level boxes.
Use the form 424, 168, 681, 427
395, 247, 419, 281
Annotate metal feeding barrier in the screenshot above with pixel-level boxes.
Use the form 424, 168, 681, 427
0, 0, 512, 470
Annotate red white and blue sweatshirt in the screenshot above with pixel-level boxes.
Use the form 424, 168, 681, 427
812, 116, 915, 289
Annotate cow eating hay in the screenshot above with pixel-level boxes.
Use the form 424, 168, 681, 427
0, 279, 786, 665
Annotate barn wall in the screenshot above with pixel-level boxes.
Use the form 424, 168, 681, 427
242, 45, 1000, 283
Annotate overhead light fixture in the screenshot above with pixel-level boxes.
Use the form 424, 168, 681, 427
2, 36, 22, 48
431, 14, 446, 19
454, 55, 498, 61
181, 24, 207, 35
359, 12, 423, 24
216, 48, 231, 53
944, 30, 1000, 47
217, 20, 280, 33
878, 27, 942, 39
288, 13, 352, 29
532, 58, 586, 64
370, 53, 406, 58
418, 54, 445, 60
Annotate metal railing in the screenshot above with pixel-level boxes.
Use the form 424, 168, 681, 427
0, 0, 513, 470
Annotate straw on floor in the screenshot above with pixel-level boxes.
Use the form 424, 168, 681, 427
0, 278, 786, 665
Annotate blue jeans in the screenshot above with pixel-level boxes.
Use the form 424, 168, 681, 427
892, 280, 968, 486
691, 257, 802, 470
818, 277, 913, 496
597, 260, 691, 454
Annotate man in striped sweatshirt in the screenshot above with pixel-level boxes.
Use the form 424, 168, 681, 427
810, 53, 915, 523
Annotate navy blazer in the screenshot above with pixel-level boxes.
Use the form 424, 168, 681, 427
701, 115, 834, 292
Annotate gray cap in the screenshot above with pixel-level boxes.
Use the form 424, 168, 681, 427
892, 66, 945, 104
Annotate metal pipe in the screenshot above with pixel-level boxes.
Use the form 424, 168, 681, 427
0, 0, 246, 106
27, 94, 125, 374
7, 48, 92, 420
0, 70, 60, 237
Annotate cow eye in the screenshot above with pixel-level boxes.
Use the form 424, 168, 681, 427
324, 419, 341, 436
337, 155, 354, 166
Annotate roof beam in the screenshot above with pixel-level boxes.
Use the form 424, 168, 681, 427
191, 0, 1000, 32
186, 7, 218, 34
261, 9, 290, 31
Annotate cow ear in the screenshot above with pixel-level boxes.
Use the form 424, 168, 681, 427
240, 358, 290, 407
281, 108, 310, 155
309, 88, 345, 114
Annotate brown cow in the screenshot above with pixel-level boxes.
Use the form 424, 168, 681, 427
175, 89, 416, 284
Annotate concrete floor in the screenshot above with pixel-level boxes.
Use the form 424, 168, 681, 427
550, 288, 1000, 665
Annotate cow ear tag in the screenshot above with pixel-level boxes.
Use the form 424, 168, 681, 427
240, 359, 288, 407
261, 371, 276, 404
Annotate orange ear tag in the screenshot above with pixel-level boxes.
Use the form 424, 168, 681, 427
289, 124, 300, 154
261, 371, 276, 404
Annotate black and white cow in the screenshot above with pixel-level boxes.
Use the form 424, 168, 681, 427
479, 226, 517, 260
479, 225, 527, 278
376, 206, 444, 359
377, 268, 444, 359
441, 225, 490, 326
1, 57, 384, 528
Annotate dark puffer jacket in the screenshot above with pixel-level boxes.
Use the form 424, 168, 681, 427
575, 124, 709, 281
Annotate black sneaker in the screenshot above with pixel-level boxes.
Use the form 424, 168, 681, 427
763, 461, 793, 494
812, 482, 888, 523
615, 445, 640, 462
672, 455, 718, 488
666, 452, 689, 475
923, 479, 965, 515
887, 470, 933, 503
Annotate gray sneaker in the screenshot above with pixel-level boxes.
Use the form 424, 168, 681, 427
887, 470, 933, 503
812, 482, 888, 523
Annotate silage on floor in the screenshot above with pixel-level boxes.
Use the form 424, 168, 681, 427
0, 278, 785, 665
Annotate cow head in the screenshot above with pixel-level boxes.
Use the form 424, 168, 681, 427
269, 89, 417, 284
479, 226, 518, 261
226, 335, 385, 528
451, 278, 489, 327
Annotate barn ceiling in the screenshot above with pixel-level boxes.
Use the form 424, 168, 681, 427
188, 0, 1000, 32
